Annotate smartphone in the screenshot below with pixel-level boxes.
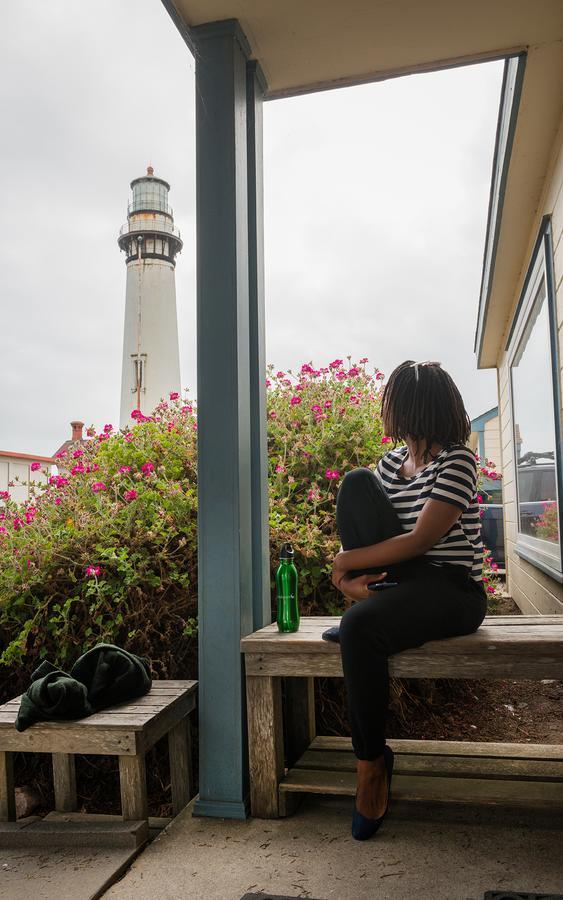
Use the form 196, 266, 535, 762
367, 581, 399, 591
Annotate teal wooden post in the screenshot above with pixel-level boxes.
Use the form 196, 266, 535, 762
191, 19, 256, 819
247, 60, 271, 631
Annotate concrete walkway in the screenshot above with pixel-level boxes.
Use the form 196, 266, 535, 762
104, 797, 563, 900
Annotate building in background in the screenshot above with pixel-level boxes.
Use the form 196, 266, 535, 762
0, 450, 53, 503
118, 167, 183, 427
469, 406, 502, 471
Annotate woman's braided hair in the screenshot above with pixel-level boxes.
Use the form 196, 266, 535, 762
381, 360, 471, 462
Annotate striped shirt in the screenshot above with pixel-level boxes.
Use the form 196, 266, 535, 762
376, 444, 484, 582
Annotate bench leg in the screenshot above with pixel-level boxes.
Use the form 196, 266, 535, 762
119, 754, 148, 821
52, 753, 78, 812
284, 676, 316, 767
246, 675, 284, 818
168, 717, 193, 815
0, 751, 16, 822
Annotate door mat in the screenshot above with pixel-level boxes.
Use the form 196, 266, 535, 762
484, 893, 563, 899
241, 894, 326, 900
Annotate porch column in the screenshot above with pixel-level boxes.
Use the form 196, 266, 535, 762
247, 60, 271, 631
191, 19, 265, 819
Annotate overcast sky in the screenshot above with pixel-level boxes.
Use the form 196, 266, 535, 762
0, 1, 503, 456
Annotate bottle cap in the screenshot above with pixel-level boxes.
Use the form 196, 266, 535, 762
279, 542, 294, 559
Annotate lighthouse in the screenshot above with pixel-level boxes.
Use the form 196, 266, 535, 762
118, 167, 183, 427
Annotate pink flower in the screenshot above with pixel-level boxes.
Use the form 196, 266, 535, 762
290, 396, 302, 406
85, 565, 101, 577
0, 491, 10, 500
181, 404, 193, 414
265, 379, 271, 388
13, 518, 23, 530
381, 436, 392, 444
91, 482, 107, 493
335, 370, 347, 380
119, 465, 132, 474
275, 464, 286, 474
348, 367, 359, 376
131, 409, 142, 420
276, 371, 285, 378
311, 405, 322, 413
30, 462, 41, 472
73, 449, 84, 458
124, 489, 138, 502
376, 372, 384, 380
124, 433, 134, 443
329, 359, 343, 369
141, 462, 155, 475
477, 494, 483, 503
325, 469, 340, 480
300, 363, 314, 374
307, 487, 321, 502
360, 357, 369, 364
54, 497, 62, 506
323, 400, 332, 409
486, 586, 495, 594
168, 391, 179, 401
0, 527, 6, 534
269, 411, 277, 419
71, 464, 85, 476
55, 451, 67, 459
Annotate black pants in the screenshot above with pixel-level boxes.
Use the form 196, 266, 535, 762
337, 468, 487, 760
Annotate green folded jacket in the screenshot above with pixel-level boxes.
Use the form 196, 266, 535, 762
15, 644, 152, 732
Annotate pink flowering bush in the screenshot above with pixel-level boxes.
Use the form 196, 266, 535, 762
0, 398, 199, 695
0, 358, 501, 700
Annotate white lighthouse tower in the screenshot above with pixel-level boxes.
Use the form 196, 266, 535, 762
118, 166, 183, 427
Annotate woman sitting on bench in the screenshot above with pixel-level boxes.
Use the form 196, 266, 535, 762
330, 359, 486, 841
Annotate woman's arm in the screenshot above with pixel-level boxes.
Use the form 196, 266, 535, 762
332, 498, 462, 588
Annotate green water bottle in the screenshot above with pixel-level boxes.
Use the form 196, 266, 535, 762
276, 542, 300, 633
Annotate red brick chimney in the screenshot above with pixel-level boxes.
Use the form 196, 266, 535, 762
71, 421, 84, 442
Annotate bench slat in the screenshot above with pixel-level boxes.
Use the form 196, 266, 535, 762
296, 749, 563, 780
244, 649, 563, 679
279, 767, 563, 808
311, 735, 563, 760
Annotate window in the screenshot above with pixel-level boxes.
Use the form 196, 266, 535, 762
507, 218, 562, 578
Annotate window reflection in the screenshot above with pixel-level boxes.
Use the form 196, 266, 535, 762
512, 277, 559, 543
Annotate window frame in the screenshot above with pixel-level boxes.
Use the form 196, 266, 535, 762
506, 216, 563, 581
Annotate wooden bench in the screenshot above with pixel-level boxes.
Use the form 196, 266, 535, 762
0, 679, 197, 829
241, 616, 563, 818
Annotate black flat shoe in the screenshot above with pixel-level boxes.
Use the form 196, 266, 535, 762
321, 626, 340, 643
352, 745, 394, 841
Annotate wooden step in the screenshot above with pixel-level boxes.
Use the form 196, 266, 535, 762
278, 737, 563, 812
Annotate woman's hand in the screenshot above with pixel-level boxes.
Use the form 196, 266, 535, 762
331, 551, 349, 591
338, 571, 389, 602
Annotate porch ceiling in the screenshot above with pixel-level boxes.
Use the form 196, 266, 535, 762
166, 0, 561, 98
165, 0, 563, 370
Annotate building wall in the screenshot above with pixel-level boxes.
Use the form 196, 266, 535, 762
483, 416, 502, 472
497, 116, 563, 615
0, 456, 50, 503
